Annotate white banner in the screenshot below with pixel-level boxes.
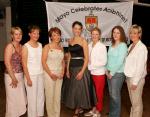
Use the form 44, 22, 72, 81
45, 2, 133, 46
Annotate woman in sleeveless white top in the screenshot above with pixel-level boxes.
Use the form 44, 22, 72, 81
42, 27, 64, 117
22, 25, 44, 117
24, 42, 43, 75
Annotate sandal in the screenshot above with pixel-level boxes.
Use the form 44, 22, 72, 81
79, 108, 84, 114
73, 113, 80, 117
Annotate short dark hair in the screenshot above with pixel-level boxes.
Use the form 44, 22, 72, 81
48, 27, 61, 38
72, 21, 83, 29
28, 25, 41, 33
111, 25, 126, 45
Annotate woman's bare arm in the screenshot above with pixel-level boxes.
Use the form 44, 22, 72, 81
22, 45, 31, 82
42, 45, 52, 76
42, 44, 57, 80
76, 39, 89, 80
4, 44, 16, 81
81, 39, 89, 73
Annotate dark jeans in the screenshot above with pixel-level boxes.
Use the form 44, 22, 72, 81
107, 73, 125, 117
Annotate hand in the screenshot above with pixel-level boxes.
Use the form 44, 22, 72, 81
58, 72, 64, 79
131, 84, 137, 90
66, 70, 70, 79
107, 74, 112, 79
27, 79, 32, 87
49, 73, 58, 81
105, 70, 109, 76
106, 71, 112, 79
76, 71, 83, 80
10, 78, 18, 88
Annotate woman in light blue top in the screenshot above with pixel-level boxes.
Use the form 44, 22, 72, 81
106, 26, 127, 117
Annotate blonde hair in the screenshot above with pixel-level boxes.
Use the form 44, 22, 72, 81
91, 27, 101, 35
10, 27, 23, 35
129, 24, 142, 39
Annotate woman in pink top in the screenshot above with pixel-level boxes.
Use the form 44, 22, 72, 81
4, 27, 27, 117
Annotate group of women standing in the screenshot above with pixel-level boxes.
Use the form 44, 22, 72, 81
4, 25, 64, 117
4, 21, 147, 117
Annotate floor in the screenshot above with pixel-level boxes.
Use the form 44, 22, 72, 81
0, 59, 150, 117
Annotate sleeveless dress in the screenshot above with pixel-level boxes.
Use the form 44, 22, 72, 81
5, 44, 27, 117
44, 49, 64, 117
62, 44, 97, 109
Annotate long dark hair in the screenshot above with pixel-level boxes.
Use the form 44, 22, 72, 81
111, 26, 127, 45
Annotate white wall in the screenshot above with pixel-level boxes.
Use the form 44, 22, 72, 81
0, 7, 11, 61
0, 19, 6, 61
5, 7, 11, 43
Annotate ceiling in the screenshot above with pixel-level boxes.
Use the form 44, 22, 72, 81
0, 0, 149, 9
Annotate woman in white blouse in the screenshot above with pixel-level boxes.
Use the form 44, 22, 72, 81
124, 24, 148, 117
85, 27, 107, 117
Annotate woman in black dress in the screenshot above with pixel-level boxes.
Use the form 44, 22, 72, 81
62, 21, 97, 117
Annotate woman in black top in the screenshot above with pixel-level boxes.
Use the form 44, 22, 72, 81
62, 21, 97, 117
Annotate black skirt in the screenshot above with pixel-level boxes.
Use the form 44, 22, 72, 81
61, 65, 97, 109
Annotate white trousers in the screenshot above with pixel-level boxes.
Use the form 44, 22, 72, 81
25, 74, 45, 117
127, 78, 145, 117
5, 73, 27, 117
44, 72, 63, 117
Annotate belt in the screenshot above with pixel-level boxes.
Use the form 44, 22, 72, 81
71, 57, 84, 59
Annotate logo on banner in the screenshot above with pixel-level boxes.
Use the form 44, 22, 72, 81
85, 10, 98, 32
